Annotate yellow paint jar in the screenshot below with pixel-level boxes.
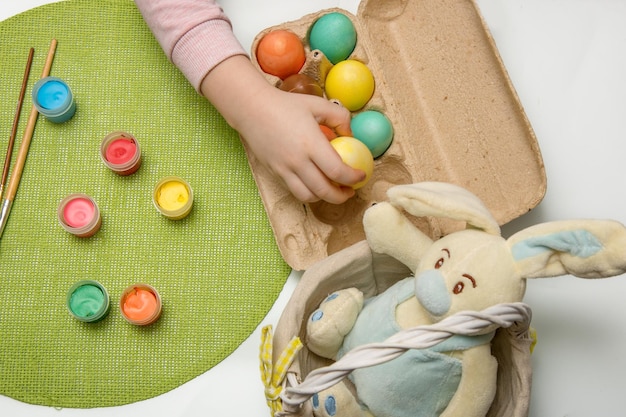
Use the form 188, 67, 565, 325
152, 176, 193, 220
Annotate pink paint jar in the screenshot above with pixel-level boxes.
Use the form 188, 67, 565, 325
100, 131, 142, 175
119, 283, 162, 326
57, 193, 101, 237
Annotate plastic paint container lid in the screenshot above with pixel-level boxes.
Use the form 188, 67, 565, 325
153, 176, 194, 220
32, 76, 76, 123
119, 284, 162, 326
66, 280, 110, 322
100, 131, 142, 175
57, 193, 102, 237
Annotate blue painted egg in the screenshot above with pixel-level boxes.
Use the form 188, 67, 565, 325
350, 110, 394, 158
308, 12, 357, 64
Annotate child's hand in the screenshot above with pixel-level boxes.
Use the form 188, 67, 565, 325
238, 88, 366, 203
202, 55, 366, 204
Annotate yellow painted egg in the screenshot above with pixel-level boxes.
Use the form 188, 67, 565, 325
330, 136, 374, 189
325, 60, 375, 111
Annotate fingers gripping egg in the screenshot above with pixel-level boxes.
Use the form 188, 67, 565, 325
330, 136, 374, 189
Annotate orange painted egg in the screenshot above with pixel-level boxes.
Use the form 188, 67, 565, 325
256, 30, 306, 79
319, 124, 338, 140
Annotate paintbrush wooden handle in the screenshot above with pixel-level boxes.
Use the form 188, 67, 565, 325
4, 39, 57, 202
0, 47, 34, 197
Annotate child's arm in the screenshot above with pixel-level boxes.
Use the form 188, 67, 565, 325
135, 0, 364, 203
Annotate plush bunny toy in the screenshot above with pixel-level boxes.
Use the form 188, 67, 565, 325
304, 182, 626, 417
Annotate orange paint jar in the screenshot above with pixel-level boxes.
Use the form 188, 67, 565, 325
119, 284, 162, 326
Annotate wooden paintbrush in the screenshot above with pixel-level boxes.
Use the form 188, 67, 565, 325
0, 39, 57, 239
0, 47, 34, 201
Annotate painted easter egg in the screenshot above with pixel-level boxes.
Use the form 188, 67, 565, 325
330, 136, 374, 189
325, 60, 375, 111
319, 124, 338, 140
350, 110, 394, 158
279, 73, 324, 97
309, 12, 357, 64
256, 30, 306, 79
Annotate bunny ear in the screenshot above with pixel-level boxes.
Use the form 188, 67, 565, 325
387, 182, 501, 235
507, 219, 626, 279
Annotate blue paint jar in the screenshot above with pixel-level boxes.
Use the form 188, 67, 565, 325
32, 76, 76, 123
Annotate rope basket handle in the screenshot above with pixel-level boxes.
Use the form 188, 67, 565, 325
279, 302, 532, 412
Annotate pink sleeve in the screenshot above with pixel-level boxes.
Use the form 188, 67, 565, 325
134, 0, 247, 92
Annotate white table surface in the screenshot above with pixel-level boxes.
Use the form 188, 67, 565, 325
2, 1, 626, 416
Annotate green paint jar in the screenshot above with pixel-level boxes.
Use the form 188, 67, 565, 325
66, 280, 110, 322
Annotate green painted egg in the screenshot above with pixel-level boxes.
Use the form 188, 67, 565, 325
309, 12, 357, 64
350, 110, 394, 158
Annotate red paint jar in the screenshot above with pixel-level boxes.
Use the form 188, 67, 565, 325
100, 131, 142, 175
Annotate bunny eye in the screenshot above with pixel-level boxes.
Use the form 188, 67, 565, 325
453, 274, 477, 295
435, 248, 450, 269
434, 258, 445, 269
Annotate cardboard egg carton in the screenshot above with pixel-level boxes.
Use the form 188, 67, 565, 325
246, 0, 546, 270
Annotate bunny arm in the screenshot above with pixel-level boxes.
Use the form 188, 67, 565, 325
306, 288, 365, 359
439, 344, 498, 417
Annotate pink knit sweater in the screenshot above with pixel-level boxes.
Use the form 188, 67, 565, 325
134, 0, 247, 93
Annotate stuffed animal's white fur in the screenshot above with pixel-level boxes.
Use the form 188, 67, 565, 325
305, 182, 626, 417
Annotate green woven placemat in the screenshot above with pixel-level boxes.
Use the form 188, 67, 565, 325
0, 0, 290, 408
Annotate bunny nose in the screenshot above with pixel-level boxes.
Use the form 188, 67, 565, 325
415, 269, 451, 316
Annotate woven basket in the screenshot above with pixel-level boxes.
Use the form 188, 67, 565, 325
264, 240, 533, 417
